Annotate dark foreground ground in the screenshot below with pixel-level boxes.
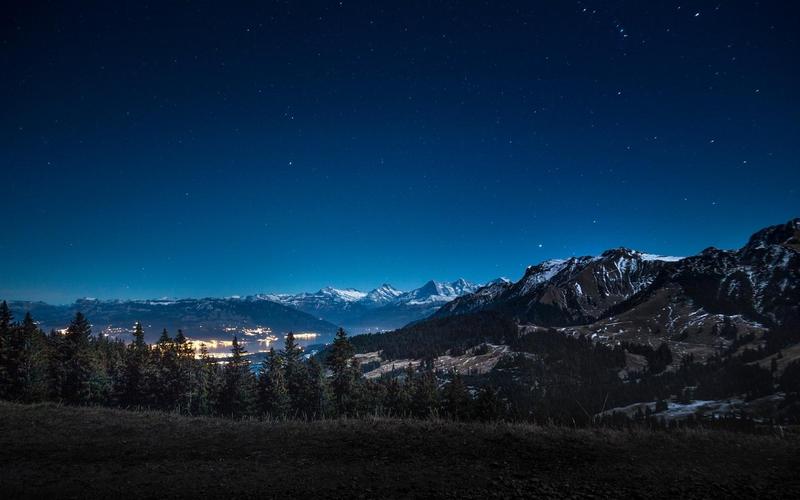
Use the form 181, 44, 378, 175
1, 402, 798, 499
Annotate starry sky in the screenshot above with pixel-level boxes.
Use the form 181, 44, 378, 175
1, 1, 798, 303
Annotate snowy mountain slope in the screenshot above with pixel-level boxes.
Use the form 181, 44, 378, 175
425, 219, 799, 364
624, 218, 800, 330
437, 249, 680, 325
263, 279, 482, 332
395, 279, 480, 306
554, 218, 798, 362
435, 278, 513, 317
363, 284, 405, 306
259, 287, 368, 320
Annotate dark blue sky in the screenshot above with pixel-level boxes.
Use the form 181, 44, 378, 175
2, 1, 798, 303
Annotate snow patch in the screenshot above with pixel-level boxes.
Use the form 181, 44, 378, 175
638, 253, 684, 262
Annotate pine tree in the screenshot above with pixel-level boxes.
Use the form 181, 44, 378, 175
348, 355, 363, 414
218, 336, 255, 417
0, 301, 14, 398
118, 322, 151, 407
87, 337, 113, 405
383, 375, 410, 417
45, 328, 67, 400
283, 331, 302, 364
92, 332, 125, 405
0, 301, 11, 327
411, 366, 439, 418
157, 328, 172, 346
474, 386, 501, 422
172, 329, 194, 412
229, 336, 248, 368
65, 312, 92, 347
190, 343, 217, 415
304, 357, 328, 418
282, 331, 309, 416
132, 321, 147, 350
61, 312, 98, 404
175, 329, 188, 346
258, 347, 289, 418
442, 370, 470, 420
5, 332, 24, 398
326, 327, 357, 416
11, 312, 45, 401
154, 329, 179, 409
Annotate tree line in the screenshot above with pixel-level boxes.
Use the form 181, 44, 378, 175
0, 302, 500, 420
4, 300, 798, 425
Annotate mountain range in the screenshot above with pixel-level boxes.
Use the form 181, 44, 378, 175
7, 219, 798, 362
5, 279, 482, 343
374, 218, 800, 364
260, 278, 481, 332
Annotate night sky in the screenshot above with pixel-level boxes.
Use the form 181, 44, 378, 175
2, 1, 798, 303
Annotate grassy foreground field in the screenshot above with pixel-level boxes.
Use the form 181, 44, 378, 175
1, 402, 798, 498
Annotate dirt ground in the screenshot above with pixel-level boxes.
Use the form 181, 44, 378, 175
1, 402, 798, 498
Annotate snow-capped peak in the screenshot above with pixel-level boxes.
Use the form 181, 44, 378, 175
364, 284, 404, 305
519, 259, 570, 294
317, 287, 368, 302
398, 279, 480, 305
597, 248, 683, 262
636, 252, 684, 262
255, 278, 481, 312
449, 278, 478, 295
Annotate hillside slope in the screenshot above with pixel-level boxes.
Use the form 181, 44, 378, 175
1, 402, 798, 498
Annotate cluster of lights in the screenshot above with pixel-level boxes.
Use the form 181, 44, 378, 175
242, 326, 274, 336
67, 322, 319, 359
101, 326, 133, 337
220, 325, 275, 337
185, 338, 237, 350
289, 332, 319, 340
256, 335, 280, 345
